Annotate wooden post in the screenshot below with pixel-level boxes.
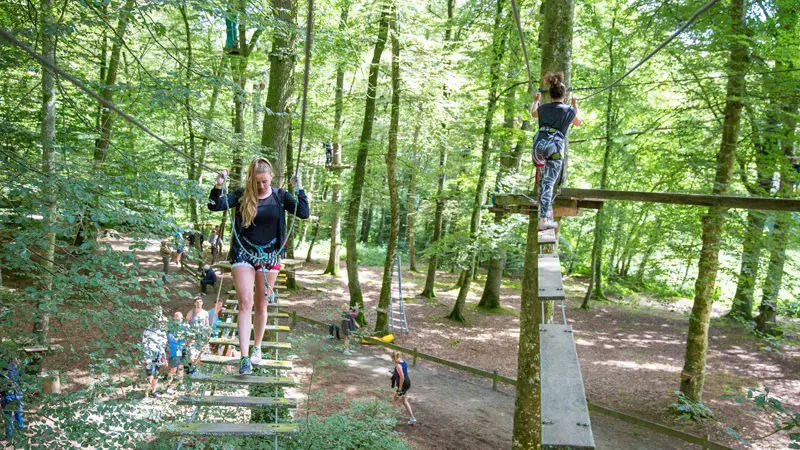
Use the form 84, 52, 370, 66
42, 370, 60, 394
291, 310, 297, 327
412, 348, 418, 367
492, 369, 498, 391
702, 434, 709, 449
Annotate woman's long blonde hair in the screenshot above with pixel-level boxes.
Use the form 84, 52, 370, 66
240, 156, 273, 228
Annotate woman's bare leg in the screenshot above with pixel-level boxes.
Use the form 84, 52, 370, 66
402, 397, 414, 418
232, 265, 256, 357
253, 271, 271, 347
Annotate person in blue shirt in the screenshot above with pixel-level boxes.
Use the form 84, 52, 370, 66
391, 351, 417, 425
165, 312, 188, 394
1, 358, 24, 439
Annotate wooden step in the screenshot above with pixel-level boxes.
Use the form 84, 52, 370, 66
221, 309, 289, 318
200, 354, 292, 370
191, 372, 294, 387
538, 228, 557, 245
217, 323, 290, 332
160, 422, 299, 437
177, 395, 297, 408
538, 254, 565, 301
225, 300, 282, 309
540, 324, 595, 449
209, 338, 291, 350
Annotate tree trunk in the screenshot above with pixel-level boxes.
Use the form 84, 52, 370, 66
306, 216, 321, 262
35, 0, 57, 347
324, 4, 350, 277
75, 0, 134, 246
345, 0, 390, 325
180, 5, 199, 225
261, 0, 297, 188
479, 79, 518, 309
448, 0, 506, 323
407, 123, 420, 272
375, 7, 401, 335
584, 15, 616, 307
512, 212, 542, 449
513, 0, 575, 446
728, 209, 765, 319
419, 0, 454, 299
680, 0, 748, 403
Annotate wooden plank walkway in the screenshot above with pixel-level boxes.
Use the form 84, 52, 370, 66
208, 338, 291, 350
540, 324, 595, 449
160, 422, 299, 437
200, 354, 293, 370
191, 372, 295, 387
538, 254, 565, 301
221, 309, 289, 318
224, 299, 282, 309
216, 323, 290, 332
177, 395, 297, 408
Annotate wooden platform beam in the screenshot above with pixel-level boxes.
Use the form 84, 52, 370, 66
207, 338, 291, 350
561, 188, 800, 212
177, 395, 297, 408
216, 323, 289, 332
200, 355, 292, 370
190, 372, 294, 387
160, 422, 299, 437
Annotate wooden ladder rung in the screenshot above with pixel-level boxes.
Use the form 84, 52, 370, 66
208, 338, 291, 350
191, 372, 294, 387
160, 422, 299, 437
200, 355, 292, 370
177, 395, 297, 408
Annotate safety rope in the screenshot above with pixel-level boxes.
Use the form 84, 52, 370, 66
509, 0, 534, 96
579, 0, 721, 100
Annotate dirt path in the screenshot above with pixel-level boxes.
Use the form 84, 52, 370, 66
294, 322, 697, 450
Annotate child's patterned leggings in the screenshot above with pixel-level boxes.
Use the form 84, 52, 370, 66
537, 158, 563, 220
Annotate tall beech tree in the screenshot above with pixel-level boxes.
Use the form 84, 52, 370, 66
448, 0, 507, 323
513, 0, 575, 446
419, 0, 454, 299
324, 2, 350, 277
262, 0, 296, 187
345, 0, 390, 324
680, 0, 749, 402
375, 4, 401, 334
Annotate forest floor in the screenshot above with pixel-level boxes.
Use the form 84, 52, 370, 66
5, 236, 798, 450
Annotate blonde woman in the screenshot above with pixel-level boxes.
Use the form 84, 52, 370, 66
391, 351, 417, 424
208, 157, 309, 374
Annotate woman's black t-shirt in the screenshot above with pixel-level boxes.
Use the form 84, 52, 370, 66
538, 102, 577, 136
207, 186, 310, 257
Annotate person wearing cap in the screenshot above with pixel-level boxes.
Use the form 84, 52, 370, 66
199, 265, 217, 295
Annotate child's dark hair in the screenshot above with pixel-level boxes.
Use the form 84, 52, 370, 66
545, 72, 566, 99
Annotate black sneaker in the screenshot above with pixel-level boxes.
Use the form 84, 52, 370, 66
239, 356, 253, 375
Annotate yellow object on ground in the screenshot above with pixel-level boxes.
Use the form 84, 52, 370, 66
361, 334, 395, 345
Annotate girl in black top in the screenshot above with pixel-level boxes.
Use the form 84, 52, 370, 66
530, 72, 582, 231
208, 156, 309, 374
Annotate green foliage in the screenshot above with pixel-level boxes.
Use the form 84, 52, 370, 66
723, 386, 800, 449
670, 390, 714, 421
281, 399, 409, 450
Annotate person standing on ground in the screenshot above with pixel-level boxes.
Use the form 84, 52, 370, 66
159, 240, 171, 283
208, 228, 218, 262
390, 351, 416, 425
165, 312, 188, 394
341, 303, 359, 355
530, 72, 582, 231
200, 265, 218, 295
1, 357, 24, 439
173, 231, 185, 268
207, 156, 309, 374
142, 322, 167, 398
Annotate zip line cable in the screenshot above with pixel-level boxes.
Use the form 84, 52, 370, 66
580, 0, 721, 100
509, 0, 534, 95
